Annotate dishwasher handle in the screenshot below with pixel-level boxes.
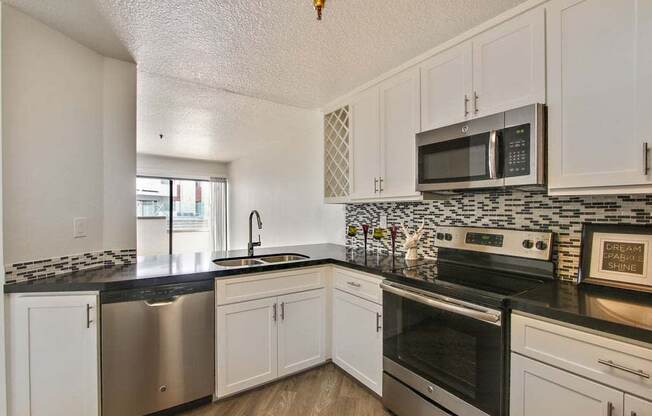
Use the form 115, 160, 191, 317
143, 296, 180, 307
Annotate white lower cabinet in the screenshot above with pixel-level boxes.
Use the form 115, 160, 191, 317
511, 313, 652, 416
332, 288, 383, 395
626, 394, 652, 416
6, 293, 100, 416
216, 296, 279, 397
216, 286, 326, 398
277, 289, 326, 377
510, 353, 624, 416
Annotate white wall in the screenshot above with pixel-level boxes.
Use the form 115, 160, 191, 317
1, 5, 136, 264
137, 153, 228, 180
0, 4, 7, 413
103, 57, 137, 250
228, 107, 345, 250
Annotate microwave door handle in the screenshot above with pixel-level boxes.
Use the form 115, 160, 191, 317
488, 130, 498, 179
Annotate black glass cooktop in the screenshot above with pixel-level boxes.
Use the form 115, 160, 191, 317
386, 260, 548, 307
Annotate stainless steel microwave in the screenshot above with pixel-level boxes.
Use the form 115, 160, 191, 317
416, 104, 545, 192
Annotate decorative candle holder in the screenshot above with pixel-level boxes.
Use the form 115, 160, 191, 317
347, 225, 358, 237
390, 224, 398, 270
361, 224, 370, 253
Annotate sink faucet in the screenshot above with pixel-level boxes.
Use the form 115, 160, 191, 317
248, 210, 263, 256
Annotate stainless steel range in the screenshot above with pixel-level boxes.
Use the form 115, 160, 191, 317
381, 226, 554, 416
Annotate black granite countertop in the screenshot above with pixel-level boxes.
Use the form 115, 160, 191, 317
3, 244, 423, 293
509, 281, 652, 345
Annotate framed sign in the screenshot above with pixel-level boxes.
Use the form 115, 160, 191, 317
579, 223, 652, 292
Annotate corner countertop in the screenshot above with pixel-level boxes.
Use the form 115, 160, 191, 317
509, 281, 652, 345
3, 244, 421, 293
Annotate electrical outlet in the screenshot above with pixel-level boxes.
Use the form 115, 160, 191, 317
73, 217, 88, 238
379, 214, 388, 229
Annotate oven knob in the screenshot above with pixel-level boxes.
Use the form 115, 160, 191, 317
436, 232, 444, 240
444, 233, 453, 241
536, 241, 548, 250
522, 239, 534, 249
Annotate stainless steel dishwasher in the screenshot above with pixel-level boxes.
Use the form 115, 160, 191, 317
101, 280, 214, 416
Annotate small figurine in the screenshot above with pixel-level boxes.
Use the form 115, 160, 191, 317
401, 221, 425, 261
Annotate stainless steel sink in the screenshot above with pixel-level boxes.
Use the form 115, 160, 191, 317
258, 254, 310, 263
213, 258, 264, 267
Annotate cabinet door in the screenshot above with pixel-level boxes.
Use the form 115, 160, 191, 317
379, 67, 421, 199
216, 297, 278, 397
548, 0, 652, 190
350, 86, 380, 199
420, 41, 473, 131
472, 7, 545, 117
626, 394, 652, 416
7, 294, 99, 416
510, 353, 624, 416
332, 289, 382, 395
277, 289, 326, 377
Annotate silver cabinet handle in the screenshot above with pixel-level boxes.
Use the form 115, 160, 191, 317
644, 142, 649, 175
347, 281, 361, 288
598, 359, 650, 378
464, 94, 469, 117
374, 177, 378, 193
376, 312, 382, 332
280, 302, 285, 321
86, 304, 93, 329
474, 91, 479, 114
607, 402, 614, 416
378, 177, 384, 192
273, 303, 277, 321
380, 281, 501, 325
488, 130, 498, 179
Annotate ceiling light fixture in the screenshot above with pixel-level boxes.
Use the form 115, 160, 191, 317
313, 0, 325, 20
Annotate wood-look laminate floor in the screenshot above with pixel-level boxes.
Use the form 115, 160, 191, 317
182, 364, 391, 416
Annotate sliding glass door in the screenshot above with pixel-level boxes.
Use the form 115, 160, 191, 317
137, 177, 227, 256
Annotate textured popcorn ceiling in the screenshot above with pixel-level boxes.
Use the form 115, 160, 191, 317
137, 72, 322, 162
6, 0, 529, 161
3, 0, 132, 62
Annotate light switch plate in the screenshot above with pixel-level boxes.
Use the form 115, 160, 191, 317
73, 217, 87, 238
379, 214, 387, 229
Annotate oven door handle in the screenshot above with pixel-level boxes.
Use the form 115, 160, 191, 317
488, 130, 498, 179
380, 282, 501, 326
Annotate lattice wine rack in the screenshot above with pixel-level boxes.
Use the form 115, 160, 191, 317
324, 106, 351, 200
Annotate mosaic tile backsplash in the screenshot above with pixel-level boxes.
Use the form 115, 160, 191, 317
5, 249, 137, 284
345, 190, 652, 280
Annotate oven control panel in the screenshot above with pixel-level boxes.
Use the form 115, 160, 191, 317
434, 226, 553, 260
503, 124, 531, 177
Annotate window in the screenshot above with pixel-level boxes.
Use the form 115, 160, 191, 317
137, 177, 227, 255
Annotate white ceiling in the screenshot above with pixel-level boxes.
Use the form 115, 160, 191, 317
137, 72, 321, 162
6, 0, 529, 161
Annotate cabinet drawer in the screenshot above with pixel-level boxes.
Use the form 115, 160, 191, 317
333, 268, 383, 304
215, 267, 326, 306
512, 313, 652, 400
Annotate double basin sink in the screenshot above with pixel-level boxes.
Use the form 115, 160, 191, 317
213, 254, 309, 268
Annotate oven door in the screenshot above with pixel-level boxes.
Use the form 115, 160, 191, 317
381, 282, 503, 416
416, 112, 505, 192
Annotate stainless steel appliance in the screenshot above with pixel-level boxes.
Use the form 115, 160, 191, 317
381, 226, 554, 416
101, 280, 214, 416
416, 104, 545, 192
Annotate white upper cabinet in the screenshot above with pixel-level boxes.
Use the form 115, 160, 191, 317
379, 67, 421, 199
547, 0, 652, 193
350, 86, 381, 199
7, 294, 100, 416
472, 7, 546, 117
420, 42, 473, 131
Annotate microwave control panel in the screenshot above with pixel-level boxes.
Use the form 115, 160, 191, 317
503, 124, 530, 177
